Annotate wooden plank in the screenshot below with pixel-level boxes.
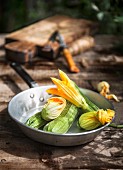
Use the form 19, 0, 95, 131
4, 16, 96, 67
0, 34, 5, 47
5, 15, 96, 46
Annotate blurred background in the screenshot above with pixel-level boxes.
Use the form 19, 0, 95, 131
0, 0, 123, 34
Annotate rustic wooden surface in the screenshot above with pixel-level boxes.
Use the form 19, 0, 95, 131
0, 34, 123, 169
5, 15, 96, 65
5, 15, 96, 46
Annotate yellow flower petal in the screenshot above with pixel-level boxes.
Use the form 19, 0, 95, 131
46, 87, 75, 104
106, 109, 115, 122
97, 81, 119, 102
46, 70, 92, 111
51, 77, 85, 107
42, 97, 66, 121
59, 69, 71, 85
97, 109, 115, 125
46, 88, 59, 95
106, 94, 120, 102
97, 110, 107, 125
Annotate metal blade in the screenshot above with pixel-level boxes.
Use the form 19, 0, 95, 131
57, 32, 67, 48
48, 30, 58, 42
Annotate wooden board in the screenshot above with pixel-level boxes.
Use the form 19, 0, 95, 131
5, 15, 97, 46
4, 15, 97, 66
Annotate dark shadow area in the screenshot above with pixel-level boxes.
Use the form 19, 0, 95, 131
0, 74, 22, 94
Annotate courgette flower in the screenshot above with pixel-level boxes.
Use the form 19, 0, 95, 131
97, 109, 115, 125
46, 70, 94, 112
41, 97, 66, 121
79, 109, 115, 130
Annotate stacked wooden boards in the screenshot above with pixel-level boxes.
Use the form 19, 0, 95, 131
5, 15, 97, 46
5, 15, 97, 63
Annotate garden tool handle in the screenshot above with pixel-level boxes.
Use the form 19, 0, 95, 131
63, 48, 80, 73
10, 62, 39, 88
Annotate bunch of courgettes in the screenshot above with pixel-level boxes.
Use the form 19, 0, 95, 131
25, 93, 99, 134
25, 69, 116, 133
26, 101, 79, 134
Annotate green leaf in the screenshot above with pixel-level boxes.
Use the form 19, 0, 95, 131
114, 16, 123, 23
91, 3, 99, 12
97, 12, 104, 21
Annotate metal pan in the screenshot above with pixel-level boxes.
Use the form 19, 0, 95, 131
8, 63, 114, 146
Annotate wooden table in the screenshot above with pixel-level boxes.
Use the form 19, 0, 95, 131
0, 34, 123, 169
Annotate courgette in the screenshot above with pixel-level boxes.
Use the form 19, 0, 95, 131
43, 101, 78, 134
25, 112, 47, 129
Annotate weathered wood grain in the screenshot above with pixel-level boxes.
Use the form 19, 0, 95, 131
0, 34, 123, 170
4, 16, 97, 68
5, 15, 96, 46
